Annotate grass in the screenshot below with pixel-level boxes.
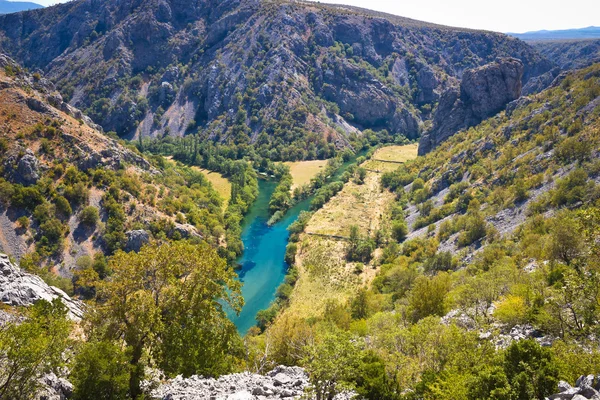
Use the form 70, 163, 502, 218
284, 159, 329, 191
306, 171, 394, 236
192, 167, 231, 208
269, 144, 419, 328
372, 143, 419, 163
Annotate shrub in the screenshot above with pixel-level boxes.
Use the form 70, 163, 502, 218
70, 340, 130, 400
80, 206, 100, 227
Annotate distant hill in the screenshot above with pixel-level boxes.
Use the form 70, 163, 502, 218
0, 0, 42, 14
532, 39, 600, 70
509, 26, 600, 42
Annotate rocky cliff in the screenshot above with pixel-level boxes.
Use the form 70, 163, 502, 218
0, 253, 83, 320
0, 0, 553, 152
418, 57, 524, 155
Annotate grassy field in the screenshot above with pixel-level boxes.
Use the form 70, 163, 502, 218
306, 171, 394, 237
284, 159, 329, 191
372, 143, 419, 163
192, 167, 232, 208
269, 143, 418, 327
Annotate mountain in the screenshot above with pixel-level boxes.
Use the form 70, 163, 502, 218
509, 26, 600, 42
532, 39, 600, 70
0, 0, 553, 156
0, 0, 42, 14
0, 54, 227, 284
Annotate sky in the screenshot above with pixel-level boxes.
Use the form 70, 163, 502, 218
307, 0, 599, 33
26, 0, 599, 34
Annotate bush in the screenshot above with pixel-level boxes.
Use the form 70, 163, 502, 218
80, 206, 100, 227
391, 220, 408, 242
70, 340, 130, 400
16, 216, 30, 230
494, 295, 529, 327
503, 340, 559, 400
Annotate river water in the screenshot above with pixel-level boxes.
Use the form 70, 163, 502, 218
228, 153, 366, 334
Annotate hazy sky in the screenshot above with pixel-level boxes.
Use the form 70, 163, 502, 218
29, 0, 598, 33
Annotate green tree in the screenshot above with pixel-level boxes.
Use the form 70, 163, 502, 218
408, 273, 451, 322
302, 328, 361, 400
80, 206, 100, 228
503, 340, 559, 400
0, 300, 72, 400
90, 241, 243, 398
71, 340, 130, 400
467, 366, 512, 400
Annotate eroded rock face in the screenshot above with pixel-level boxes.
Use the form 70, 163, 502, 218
419, 58, 524, 155
0, 253, 84, 320
125, 230, 150, 253
3, 148, 42, 186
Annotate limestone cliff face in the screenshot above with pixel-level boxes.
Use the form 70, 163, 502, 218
0, 254, 83, 320
0, 0, 552, 146
419, 58, 524, 155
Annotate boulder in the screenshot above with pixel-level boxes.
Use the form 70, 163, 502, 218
125, 230, 150, 253
419, 58, 524, 155
0, 253, 84, 320
3, 148, 42, 186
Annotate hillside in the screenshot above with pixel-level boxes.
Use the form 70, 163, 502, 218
0, 0, 42, 14
248, 62, 600, 398
533, 39, 600, 70
0, 54, 230, 290
0, 0, 553, 156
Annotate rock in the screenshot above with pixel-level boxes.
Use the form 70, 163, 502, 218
174, 224, 203, 240
125, 230, 150, 253
273, 373, 292, 386
40, 373, 74, 400
152, 365, 308, 399
572, 395, 588, 400
0, 253, 84, 321
227, 391, 253, 400
419, 58, 524, 155
576, 375, 595, 388
558, 381, 573, 393
3, 148, 42, 186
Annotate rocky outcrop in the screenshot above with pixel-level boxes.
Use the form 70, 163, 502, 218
152, 365, 310, 400
548, 375, 600, 400
125, 230, 150, 253
419, 58, 524, 155
151, 365, 356, 400
0, 253, 84, 320
3, 148, 42, 186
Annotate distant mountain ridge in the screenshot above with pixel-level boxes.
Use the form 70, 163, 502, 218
0, 0, 42, 14
509, 26, 600, 42
0, 0, 553, 156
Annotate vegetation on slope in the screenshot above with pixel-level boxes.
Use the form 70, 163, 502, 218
242, 63, 600, 399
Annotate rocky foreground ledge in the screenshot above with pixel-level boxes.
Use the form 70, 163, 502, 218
0, 253, 83, 320
152, 365, 353, 400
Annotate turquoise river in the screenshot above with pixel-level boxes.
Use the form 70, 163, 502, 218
228, 153, 365, 334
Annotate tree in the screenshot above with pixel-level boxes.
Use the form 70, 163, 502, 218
80, 206, 100, 228
408, 273, 451, 322
467, 366, 512, 400
71, 340, 130, 400
391, 220, 408, 243
547, 212, 583, 265
0, 300, 72, 400
89, 240, 243, 398
302, 328, 361, 400
503, 340, 559, 400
